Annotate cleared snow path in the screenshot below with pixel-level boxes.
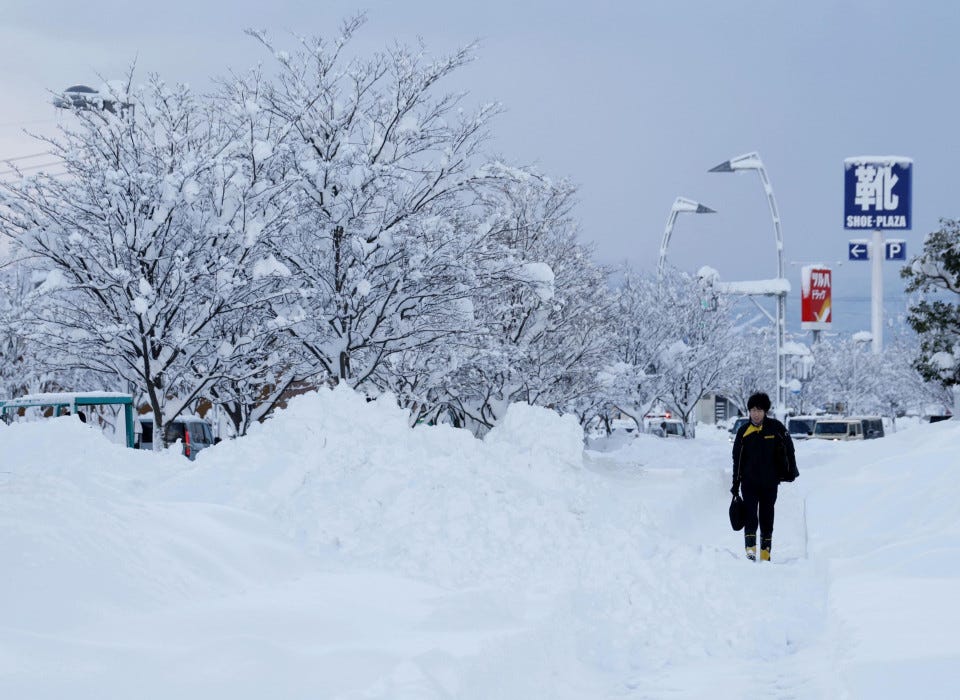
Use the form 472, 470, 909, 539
583, 438, 838, 699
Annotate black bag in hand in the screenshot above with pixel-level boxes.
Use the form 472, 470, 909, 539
729, 494, 745, 531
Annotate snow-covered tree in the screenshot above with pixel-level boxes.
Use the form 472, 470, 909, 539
801, 333, 924, 418
902, 218, 960, 387
0, 260, 50, 398
655, 268, 740, 437
799, 329, 946, 424
802, 335, 874, 415
0, 73, 295, 440
716, 324, 778, 416
246, 17, 499, 392
433, 165, 613, 433
601, 267, 677, 431
355, 205, 505, 423
869, 333, 946, 428
201, 68, 315, 436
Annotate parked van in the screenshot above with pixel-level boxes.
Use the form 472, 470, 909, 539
135, 415, 218, 459
853, 416, 885, 439
812, 419, 863, 441
786, 415, 818, 440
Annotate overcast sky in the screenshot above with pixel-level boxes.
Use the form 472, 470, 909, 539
2, 0, 956, 332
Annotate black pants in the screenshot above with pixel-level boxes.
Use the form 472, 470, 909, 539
741, 480, 778, 546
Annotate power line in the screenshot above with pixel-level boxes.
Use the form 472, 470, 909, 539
1, 151, 52, 163
0, 161, 63, 177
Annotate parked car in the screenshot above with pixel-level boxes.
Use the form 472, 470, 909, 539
647, 418, 686, 438
853, 416, 885, 439
642, 411, 683, 437
812, 418, 864, 441
728, 417, 749, 442
609, 418, 639, 435
135, 415, 219, 460
786, 415, 818, 440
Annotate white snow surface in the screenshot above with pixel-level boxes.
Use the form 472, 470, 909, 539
2, 386, 959, 698
714, 278, 791, 296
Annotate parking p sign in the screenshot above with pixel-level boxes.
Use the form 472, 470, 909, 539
885, 240, 906, 261
844, 156, 912, 230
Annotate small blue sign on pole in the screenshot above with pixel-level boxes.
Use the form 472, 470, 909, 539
885, 240, 907, 261
844, 157, 912, 230
848, 240, 870, 261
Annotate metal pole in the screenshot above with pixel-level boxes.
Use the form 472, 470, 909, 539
871, 228, 884, 354
657, 205, 682, 285
124, 401, 135, 449
752, 161, 787, 417
709, 153, 786, 417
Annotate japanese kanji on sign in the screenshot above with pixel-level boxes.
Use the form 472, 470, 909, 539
844, 156, 912, 230
800, 265, 832, 330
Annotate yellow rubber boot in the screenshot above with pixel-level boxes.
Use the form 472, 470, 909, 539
745, 546, 757, 561
760, 549, 771, 562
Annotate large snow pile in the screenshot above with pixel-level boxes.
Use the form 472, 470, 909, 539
1, 387, 959, 698
151, 387, 592, 589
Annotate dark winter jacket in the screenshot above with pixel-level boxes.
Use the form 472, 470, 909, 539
732, 416, 797, 488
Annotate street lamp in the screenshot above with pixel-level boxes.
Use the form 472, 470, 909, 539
709, 152, 787, 416
657, 197, 715, 284
53, 84, 133, 115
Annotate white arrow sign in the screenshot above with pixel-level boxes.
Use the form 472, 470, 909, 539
848, 241, 870, 261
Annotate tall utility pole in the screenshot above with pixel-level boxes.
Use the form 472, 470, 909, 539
710, 152, 787, 416
871, 227, 884, 353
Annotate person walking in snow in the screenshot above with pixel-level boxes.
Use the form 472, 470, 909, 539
730, 392, 797, 561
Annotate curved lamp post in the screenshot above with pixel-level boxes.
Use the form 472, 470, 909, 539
53, 84, 132, 115
657, 197, 716, 283
709, 152, 787, 415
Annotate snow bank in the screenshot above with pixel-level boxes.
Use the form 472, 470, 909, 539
4, 388, 960, 697
152, 387, 590, 588
0, 417, 311, 633
484, 401, 583, 471
801, 420, 960, 697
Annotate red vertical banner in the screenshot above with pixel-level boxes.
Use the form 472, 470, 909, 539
801, 266, 832, 330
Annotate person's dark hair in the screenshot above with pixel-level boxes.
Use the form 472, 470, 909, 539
747, 392, 771, 412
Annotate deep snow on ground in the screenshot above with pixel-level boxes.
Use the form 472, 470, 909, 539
1, 386, 958, 698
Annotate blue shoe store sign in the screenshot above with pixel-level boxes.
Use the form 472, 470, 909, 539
844, 157, 912, 230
